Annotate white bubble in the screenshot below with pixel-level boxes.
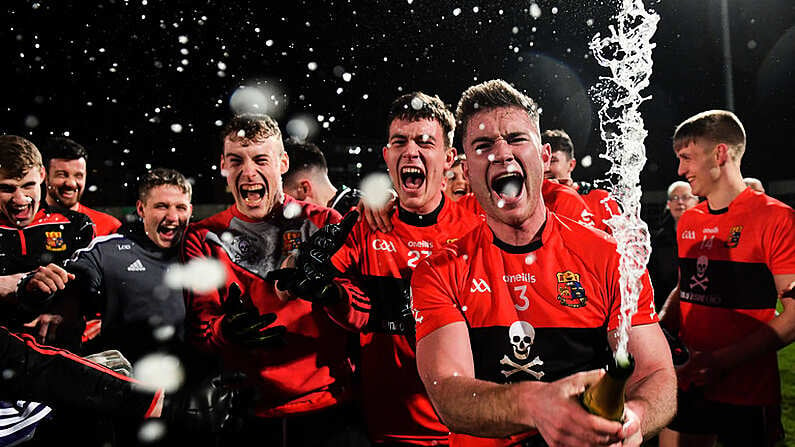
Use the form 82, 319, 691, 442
133, 353, 184, 392
529, 3, 542, 18
217, 61, 227, 70
214, 119, 223, 126
360, 172, 394, 209
580, 155, 593, 167
461, 306, 468, 312
497, 199, 505, 208
747, 40, 757, 50
473, 6, 479, 13
421, 134, 429, 142
524, 253, 536, 265
266, 39, 274, 46
170, 123, 183, 133
336, 87, 343, 94
487, 154, 495, 162
410, 97, 424, 110
512, 26, 519, 34
138, 420, 167, 443
283, 201, 302, 219
229, 83, 285, 117
24, 115, 39, 128
586, 18, 594, 26
453, 7, 461, 16
88, 185, 98, 192
478, 123, 485, 130
152, 325, 176, 342
551, 6, 558, 14
286, 117, 314, 141
342, 72, 352, 82
164, 257, 227, 293
178, 35, 188, 44
307, 61, 318, 71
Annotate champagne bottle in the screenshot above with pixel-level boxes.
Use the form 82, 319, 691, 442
581, 353, 635, 421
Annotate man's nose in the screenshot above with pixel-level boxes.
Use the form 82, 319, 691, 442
491, 138, 514, 163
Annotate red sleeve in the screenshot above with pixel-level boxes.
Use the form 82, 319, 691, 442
327, 220, 371, 331
181, 224, 233, 353
411, 249, 466, 342
764, 205, 795, 275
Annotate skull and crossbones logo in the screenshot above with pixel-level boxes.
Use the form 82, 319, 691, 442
689, 255, 709, 291
500, 321, 544, 380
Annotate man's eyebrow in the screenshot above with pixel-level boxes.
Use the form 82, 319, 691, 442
469, 136, 494, 145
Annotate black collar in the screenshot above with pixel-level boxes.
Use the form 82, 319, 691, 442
491, 220, 546, 254
397, 195, 445, 227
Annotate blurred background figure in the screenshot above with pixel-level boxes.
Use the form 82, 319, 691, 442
443, 153, 470, 202
283, 139, 362, 214
744, 177, 765, 193
649, 180, 699, 311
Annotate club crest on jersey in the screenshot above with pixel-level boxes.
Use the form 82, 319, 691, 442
282, 231, 302, 255
724, 225, 743, 248
45, 231, 66, 251
556, 270, 587, 308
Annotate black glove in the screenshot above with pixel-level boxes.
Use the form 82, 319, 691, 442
166, 371, 248, 434
661, 326, 690, 367
220, 283, 286, 347
267, 210, 359, 304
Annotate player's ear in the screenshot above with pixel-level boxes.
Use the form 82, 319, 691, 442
714, 143, 729, 166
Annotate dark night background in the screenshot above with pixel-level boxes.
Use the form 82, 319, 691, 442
3, 0, 794, 223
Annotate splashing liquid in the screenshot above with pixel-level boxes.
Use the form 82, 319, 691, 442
589, 0, 659, 362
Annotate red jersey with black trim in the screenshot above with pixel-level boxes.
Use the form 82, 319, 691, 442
676, 187, 795, 405
412, 212, 657, 447
455, 181, 594, 228
182, 197, 356, 417
329, 195, 481, 445
76, 203, 122, 236
574, 182, 620, 234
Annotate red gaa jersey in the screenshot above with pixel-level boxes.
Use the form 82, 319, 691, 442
412, 212, 657, 446
329, 196, 481, 445
574, 182, 621, 234
183, 197, 355, 417
77, 203, 122, 236
676, 188, 795, 405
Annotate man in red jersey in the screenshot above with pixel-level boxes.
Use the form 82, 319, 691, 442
273, 92, 482, 446
182, 113, 367, 447
40, 137, 121, 236
542, 128, 620, 233
658, 110, 795, 447
410, 79, 675, 447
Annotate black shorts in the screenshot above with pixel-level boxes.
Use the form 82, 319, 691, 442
668, 388, 783, 447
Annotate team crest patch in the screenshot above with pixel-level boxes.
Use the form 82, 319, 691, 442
724, 225, 743, 248
282, 230, 302, 254
556, 270, 587, 308
45, 231, 67, 251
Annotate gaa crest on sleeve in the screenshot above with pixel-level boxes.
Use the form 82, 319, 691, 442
556, 270, 587, 308
500, 321, 544, 381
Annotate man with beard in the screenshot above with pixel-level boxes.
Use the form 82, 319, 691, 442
182, 113, 367, 447
22, 168, 193, 359
410, 80, 676, 446
40, 137, 121, 236
271, 92, 483, 446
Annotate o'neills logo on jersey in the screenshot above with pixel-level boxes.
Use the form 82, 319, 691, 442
407, 240, 433, 249
503, 272, 537, 284
702, 226, 719, 234
282, 231, 302, 255
45, 231, 66, 251
681, 230, 696, 240
724, 225, 743, 248
372, 239, 397, 252
556, 270, 587, 308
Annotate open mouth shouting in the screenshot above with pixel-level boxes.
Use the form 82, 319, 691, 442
400, 165, 426, 193
238, 182, 268, 207
55, 185, 80, 205
7, 199, 34, 224
451, 187, 468, 198
490, 166, 525, 206
157, 221, 183, 244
